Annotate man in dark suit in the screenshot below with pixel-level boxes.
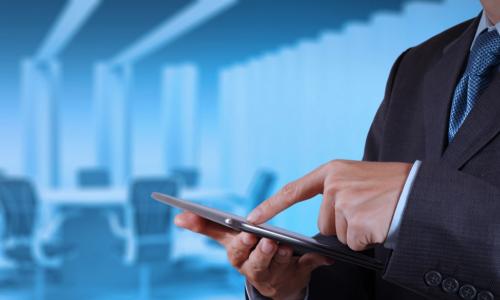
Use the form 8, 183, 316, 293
175, 1, 500, 299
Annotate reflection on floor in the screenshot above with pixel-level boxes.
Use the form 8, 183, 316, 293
0, 208, 244, 300
0, 268, 242, 300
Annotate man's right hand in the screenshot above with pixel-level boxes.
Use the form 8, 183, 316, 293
174, 211, 332, 300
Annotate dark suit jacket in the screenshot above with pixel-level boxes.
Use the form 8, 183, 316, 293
247, 13, 500, 300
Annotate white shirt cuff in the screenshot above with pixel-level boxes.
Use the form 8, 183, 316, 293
384, 160, 422, 249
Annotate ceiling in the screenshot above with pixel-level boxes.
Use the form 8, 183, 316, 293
0, 0, 441, 107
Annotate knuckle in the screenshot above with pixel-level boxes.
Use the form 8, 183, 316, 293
253, 283, 277, 298
325, 175, 346, 199
334, 197, 349, 212
318, 220, 334, 235
327, 159, 340, 170
348, 240, 364, 251
190, 222, 203, 233
245, 272, 258, 282
273, 246, 292, 264
239, 232, 256, 247
326, 159, 345, 173
337, 233, 347, 244
323, 183, 338, 198
250, 269, 267, 282
280, 182, 299, 200
346, 234, 360, 251
227, 244, 246, 267
266, 286, 278, 297
301, 258, 317, 271
350, 215, 369, 233
347, 227, 362, 244
347, 218, 368, 251
227, 252, 240, 267
273, 255, 290, 265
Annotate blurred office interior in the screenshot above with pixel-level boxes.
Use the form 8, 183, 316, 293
0, 0, 481, 299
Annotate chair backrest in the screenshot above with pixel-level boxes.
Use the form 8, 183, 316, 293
170, 167, 199, 188
247, 170, 277, 208
77, 168, 110, 188
0, 179, 37, 239
0, 189, 4, 239
129, 178, 178, 237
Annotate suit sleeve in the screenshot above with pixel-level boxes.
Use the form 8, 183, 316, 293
363, 48, 411, 162
383, 162, 500, 298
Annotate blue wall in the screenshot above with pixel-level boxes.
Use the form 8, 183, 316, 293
0, 0, 482, 299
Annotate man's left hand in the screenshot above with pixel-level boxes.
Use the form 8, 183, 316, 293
247, 160, 413, 251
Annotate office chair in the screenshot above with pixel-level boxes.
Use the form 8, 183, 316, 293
77, 168, 110, 188
0, 190, 15, 282
108, 178, 178, 300
246, 170, 277, 209
201, 169, 276, 213
170, 167, 199, 188
0, 179, 72, 300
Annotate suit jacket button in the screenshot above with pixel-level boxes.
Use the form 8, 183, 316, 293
424, 271, 442, 286
459, 284, 477, 300
442, 277, 460, 293
478, 290, 495, 300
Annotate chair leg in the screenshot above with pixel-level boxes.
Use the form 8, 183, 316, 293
33, 266, 45, 300
138, 264, 151, 300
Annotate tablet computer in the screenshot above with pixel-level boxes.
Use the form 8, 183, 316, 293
151, 192, 383, 271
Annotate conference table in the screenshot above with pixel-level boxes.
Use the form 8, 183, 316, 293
39, 187, 236, 207
38, 186, 246, 227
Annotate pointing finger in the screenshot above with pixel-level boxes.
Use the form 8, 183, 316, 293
247, 164, 328, 224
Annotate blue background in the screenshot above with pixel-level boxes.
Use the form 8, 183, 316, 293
0, 0, 481, 299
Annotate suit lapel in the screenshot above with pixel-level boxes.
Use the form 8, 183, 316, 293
442, 73, 500, 168
422, 17, 480, 162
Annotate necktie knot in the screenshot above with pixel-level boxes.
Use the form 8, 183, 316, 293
466, 29, 500, 76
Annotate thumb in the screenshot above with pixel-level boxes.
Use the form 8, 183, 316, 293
297, 252, 334, 274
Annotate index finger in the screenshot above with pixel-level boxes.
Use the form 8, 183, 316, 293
247, 164, 327, 224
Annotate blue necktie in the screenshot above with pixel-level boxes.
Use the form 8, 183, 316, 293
448, 29, 500, 141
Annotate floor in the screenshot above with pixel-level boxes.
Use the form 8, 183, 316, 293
0, 209, 245, 300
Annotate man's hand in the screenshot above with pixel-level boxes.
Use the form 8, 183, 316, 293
175, 212, 332, 300
247, 160, 412, 251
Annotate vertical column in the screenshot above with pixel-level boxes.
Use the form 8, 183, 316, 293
93, 63, 132, 186
160, 64, 199, 173
21, 59, 61, 189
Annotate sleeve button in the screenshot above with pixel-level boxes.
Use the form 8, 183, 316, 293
478, 290, 494, 300
441, 277, 460, 293
424, 270, 442, 286
459, 284, 477, 300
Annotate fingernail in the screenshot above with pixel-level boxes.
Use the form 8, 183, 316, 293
278, 248, 288, 256
247, 209, 261, 223
242, 234, 253, 246
261, 240, 274, 254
